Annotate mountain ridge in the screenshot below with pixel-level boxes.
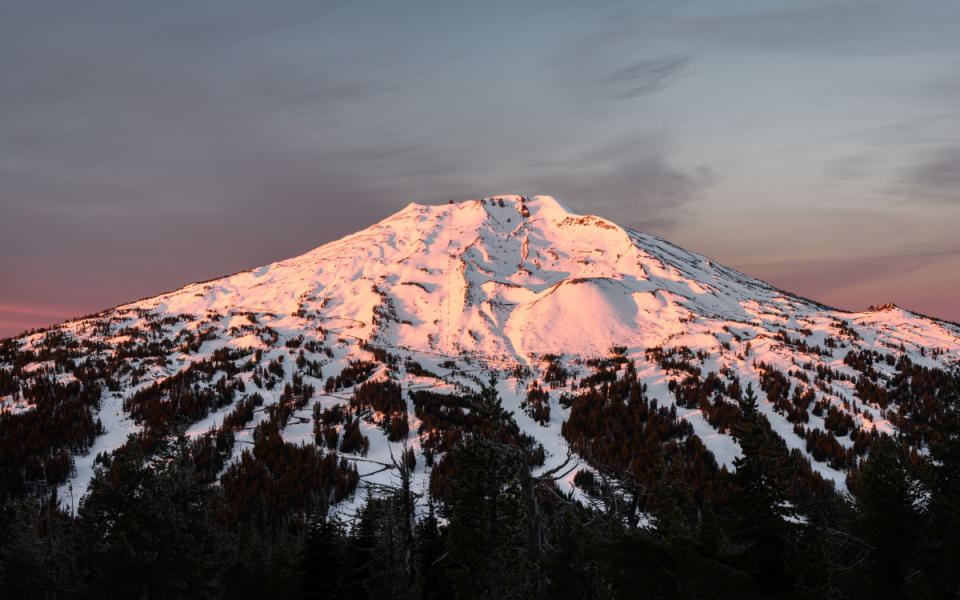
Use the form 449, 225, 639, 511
16, 194, 932, 339
2, 194, 959, 514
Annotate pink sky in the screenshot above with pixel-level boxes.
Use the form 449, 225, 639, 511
3, 2, 959, 338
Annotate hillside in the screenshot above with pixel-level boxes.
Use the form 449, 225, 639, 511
2, 194, 959, 513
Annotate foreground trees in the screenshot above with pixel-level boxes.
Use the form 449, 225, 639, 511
728, 384, 799, 596
2, 371, 960, 599
78, 437, 231, 599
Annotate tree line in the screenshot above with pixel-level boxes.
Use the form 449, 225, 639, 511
1, 369, 959, 599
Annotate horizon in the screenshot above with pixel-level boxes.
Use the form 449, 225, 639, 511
3, 1, 960, 337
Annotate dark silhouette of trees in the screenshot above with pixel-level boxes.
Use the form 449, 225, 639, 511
77, 435, 231, 599
727, 383, 799, 596
847, 435, 924, 599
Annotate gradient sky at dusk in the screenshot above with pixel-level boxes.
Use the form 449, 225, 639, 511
3, 0, 960, 337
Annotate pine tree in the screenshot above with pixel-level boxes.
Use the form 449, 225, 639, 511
918, 367, 960, 596
847, 435, 924, 599
445, 434, 530, 599
792, 491, 854, 600
351, 493, 414, 599
0, 495, 83, 598
77, 435, 231, 599
299, 514, 346, 600
413, 502, 451, 599
728, 383, 798, 596
443, 374, 532, 598
472, 372, 513, 430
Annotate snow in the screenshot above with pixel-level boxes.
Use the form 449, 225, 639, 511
5, 193, 955, 512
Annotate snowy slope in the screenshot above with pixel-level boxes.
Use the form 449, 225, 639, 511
4, 195, 960, 509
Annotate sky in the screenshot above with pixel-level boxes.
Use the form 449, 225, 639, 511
2, 0, 960, 337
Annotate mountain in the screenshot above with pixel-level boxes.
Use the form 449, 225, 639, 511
2, 194, 959, 513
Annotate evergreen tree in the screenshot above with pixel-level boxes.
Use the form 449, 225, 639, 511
728, 383, 798, 596
299, 514, 346, 600
0, 495, 83, 599
604, 454, 751, 600
445, 434, 530, 599
77, 435, 231, 599
847, 435, 924, 599
792, 491, 854, 600
349, 492, 415, 599
221, 499, 307, 600
441, 375, 531, 598
472, 373, 513, 430
538, 506, 604, 600
918, 367, 960, 596
413, 502, 451, 600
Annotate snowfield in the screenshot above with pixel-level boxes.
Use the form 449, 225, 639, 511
4, 195, 959, 512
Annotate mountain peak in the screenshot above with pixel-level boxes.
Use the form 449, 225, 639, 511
6, 194, 960, 511
425, 194, 579, 221
501, 194, 577, 215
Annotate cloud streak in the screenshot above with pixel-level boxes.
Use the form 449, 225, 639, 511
608, 55, 693, 98
2, 1, 960, 335
893, 145, 960, 204
523, 135, 715, 231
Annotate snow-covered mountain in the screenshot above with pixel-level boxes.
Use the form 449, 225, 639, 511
3, 195, 959, 510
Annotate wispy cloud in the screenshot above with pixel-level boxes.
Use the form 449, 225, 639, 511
3, 0, 960, 335
607, 54, 692, 98
665, 1, 960, 55
524, 134, 714, 232
894, 145, 960, 203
